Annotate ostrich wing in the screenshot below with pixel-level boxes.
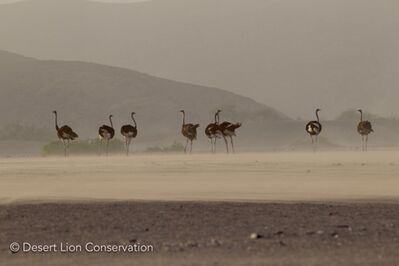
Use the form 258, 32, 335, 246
226, 123, 241, 131
121, 125, 137, 137
306, 121, 322, 134
358, 121, 374, 134
99, 125, 115, 138
364, 121, 374, 132
59, 125, 78, 139
205, 123, 219, 136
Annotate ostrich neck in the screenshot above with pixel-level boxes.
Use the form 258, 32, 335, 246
360, 112, 363, 122
54, 113, 59, 131
109, 117, 114, 129
316, 111, 320, 122
131, 115, 137, 128
214, 113, 218, 123
182, 112, 186, 126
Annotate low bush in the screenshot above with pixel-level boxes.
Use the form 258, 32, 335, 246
42, 139, 125, 156
145, 141, 184, 153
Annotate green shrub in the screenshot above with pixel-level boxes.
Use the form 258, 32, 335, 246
42, 139, 125, 156
145, 141, 184, 153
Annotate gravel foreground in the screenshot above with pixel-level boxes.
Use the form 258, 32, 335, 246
1, 201, 399, 266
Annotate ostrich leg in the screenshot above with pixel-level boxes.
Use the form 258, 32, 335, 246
213, 138, 217, 153
313, 136, 316, 152
190, 140, 193, 154
184, 139, 189, 154
362, 136, 363, 151
363, 136, 366, 152
365, 135, 369, 152
127, 138, 132, 156
213, 138, 216, 153
125, 138, 128, 156
223, 136, 229, 153
106, 140, 109, 156
98, 139, 103, 156
62, 139, 67, 157
230, 136, 235, 153
67, 139, 70, 157
364, 136, 366, 151
361, 136, 364, 151
130, 139, 133, 154
310, 135, 315, 152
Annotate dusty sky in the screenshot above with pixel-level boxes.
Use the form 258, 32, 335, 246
0, 0, 149, 3
0, 0, 397, 119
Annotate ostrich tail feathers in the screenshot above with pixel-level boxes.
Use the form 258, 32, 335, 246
232, 123, 242, 130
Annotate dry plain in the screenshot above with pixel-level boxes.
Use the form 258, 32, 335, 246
1, 151, 399, 265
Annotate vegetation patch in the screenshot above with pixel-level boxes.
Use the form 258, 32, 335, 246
145, 141, 184, 153
42, 139, 125, 156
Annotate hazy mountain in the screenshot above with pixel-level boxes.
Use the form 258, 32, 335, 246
0, 0, 397, 119
2, 50, 399, 155
0, 50, 298, 151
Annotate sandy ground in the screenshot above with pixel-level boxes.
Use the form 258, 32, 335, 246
1, 151, 399, 265
1, 151, 399, 203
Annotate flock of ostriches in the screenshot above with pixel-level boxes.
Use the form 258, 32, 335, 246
53, 108, 373, 157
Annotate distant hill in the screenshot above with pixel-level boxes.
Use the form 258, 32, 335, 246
0, 50, 296, 151
0, 0, 398, 119
2, 50, 399, 155
325, 110, 399, 148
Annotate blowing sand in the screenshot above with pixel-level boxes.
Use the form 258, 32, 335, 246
2, 151, 399, 265
1, 151, 399, 203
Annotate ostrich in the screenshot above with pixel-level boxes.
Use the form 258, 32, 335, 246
306, 108, 322, 151
205, 109, 221, 153
357, 109, 374, 151
180, 110, 200, 154
120, 112, 138, 156
53, 111, 78, 157
98, 115, 115, 156
217, 111, 242, 153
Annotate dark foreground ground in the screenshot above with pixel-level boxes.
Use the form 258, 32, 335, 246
1, 201, 399, 266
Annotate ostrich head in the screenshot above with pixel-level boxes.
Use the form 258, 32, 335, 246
52, 110, 57, 115
357, 109, 363, 113
214, 109, 222, 123
108, 114, 114, 128
315, 108, 321, 122
180, 110, 185, 114
131, 112, 136, 116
